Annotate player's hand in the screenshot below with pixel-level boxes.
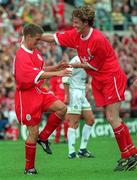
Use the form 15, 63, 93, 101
57, 60, 70, 70
58, 68, 72, 77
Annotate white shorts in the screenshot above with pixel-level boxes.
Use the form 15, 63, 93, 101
67, 88, 91, 114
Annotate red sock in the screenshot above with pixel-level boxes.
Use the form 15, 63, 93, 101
25, 142, 36, 170
113, 123, 130, 158
122, 122, 137, 156
63, 120, 69, 140
54, 124, 62, 143
39, 113, 62, 141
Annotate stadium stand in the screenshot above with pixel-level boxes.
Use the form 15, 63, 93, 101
0, 0, 137, 139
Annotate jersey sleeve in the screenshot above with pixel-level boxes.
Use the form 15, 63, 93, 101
54, 29, 77, 49
15, 52, 44, 90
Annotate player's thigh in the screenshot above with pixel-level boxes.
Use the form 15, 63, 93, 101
42, 93, 66, 112
67, 89, 82, 114
106, 102, 121, 120
48, 100, 66, 112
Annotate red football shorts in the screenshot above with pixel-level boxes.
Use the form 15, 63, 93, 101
15, 87, 58, 126
92, 70, 127, 107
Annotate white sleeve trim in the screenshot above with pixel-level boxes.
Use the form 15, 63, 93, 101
53, 34, 60, 45
34, 70, 44, 84
86, 62, 98, 71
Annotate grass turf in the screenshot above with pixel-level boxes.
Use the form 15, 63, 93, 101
0, 136, 137, 180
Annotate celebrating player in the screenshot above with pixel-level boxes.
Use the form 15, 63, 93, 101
41, 5, 137, 171
13, 23, 72, 175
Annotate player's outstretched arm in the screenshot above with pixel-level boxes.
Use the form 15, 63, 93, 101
44, 60, 69, 72
39, 69, 72, 80
70, 62, 90, 69
41, 33, 55, 43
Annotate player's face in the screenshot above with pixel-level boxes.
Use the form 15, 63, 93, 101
27, 34, 41, 49
72, 17, 87, 34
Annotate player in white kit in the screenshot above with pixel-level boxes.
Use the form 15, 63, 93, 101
62, 56, 95, 158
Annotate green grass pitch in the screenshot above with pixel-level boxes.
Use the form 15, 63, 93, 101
0, 136, 137, 180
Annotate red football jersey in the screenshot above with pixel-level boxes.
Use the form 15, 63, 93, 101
14, 44, 45, 90
54, 28, 122, 81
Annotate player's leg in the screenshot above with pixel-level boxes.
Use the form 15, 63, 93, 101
24, 124, 39, 175
106, 102, 137, 171
38, 98, 67, 154
54, 124, 62, 143
78, 109, 95, 158
92, 73, 137, 171
63, 119, 69, 143
67, 114, 80, 159
66, 88, 82, 158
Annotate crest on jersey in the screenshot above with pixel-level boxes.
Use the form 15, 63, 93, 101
26, 114, 31, 121
37, 54, 43, 61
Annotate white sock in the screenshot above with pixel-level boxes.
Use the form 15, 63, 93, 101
80, 124, 92, 150
67, 128, 76, 154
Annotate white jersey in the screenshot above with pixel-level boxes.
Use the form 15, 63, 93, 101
62, 56, 87, 90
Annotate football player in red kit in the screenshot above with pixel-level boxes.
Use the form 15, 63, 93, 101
13, 23, 71, 175
41, 6, 137, 171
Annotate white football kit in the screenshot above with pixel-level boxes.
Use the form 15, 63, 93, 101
62, 56, 91, 114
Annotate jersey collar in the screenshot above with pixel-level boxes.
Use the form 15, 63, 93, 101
80, 28, 93, 40
21, 44, 33, 54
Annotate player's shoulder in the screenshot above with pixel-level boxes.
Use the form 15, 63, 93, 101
93, 29, 106, 39
92, 29, 108, 45
16, 47, 25, 56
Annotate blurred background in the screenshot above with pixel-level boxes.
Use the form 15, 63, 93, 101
0, 0, 137, 141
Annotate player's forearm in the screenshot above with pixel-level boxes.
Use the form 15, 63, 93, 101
39, 71, 61, 79
43, 64, 59, 72
70, 63, 90, 69
41, 33, 55, 43
39, 69, 72, 79
64, 83, 69, 96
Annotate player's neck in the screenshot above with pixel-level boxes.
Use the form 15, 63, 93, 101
81, 27, 92, 38
23, 42, 33, 50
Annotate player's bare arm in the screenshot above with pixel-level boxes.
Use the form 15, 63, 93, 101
44, 60, 69, 72
39, 69, 72, 80
70, 62, 91, 69
41, 33, 55, 43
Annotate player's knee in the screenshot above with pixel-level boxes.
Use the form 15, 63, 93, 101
56, 104, 67, 119
86, 119, 94, 126
28, 128, 39, 142
85, 115, 95, 126
106, 112, 114, 124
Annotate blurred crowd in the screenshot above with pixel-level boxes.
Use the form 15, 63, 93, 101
0, 0, 137, 140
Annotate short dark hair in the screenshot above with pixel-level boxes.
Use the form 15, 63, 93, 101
23, 23, 44, 37
72, 6, 95, 27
